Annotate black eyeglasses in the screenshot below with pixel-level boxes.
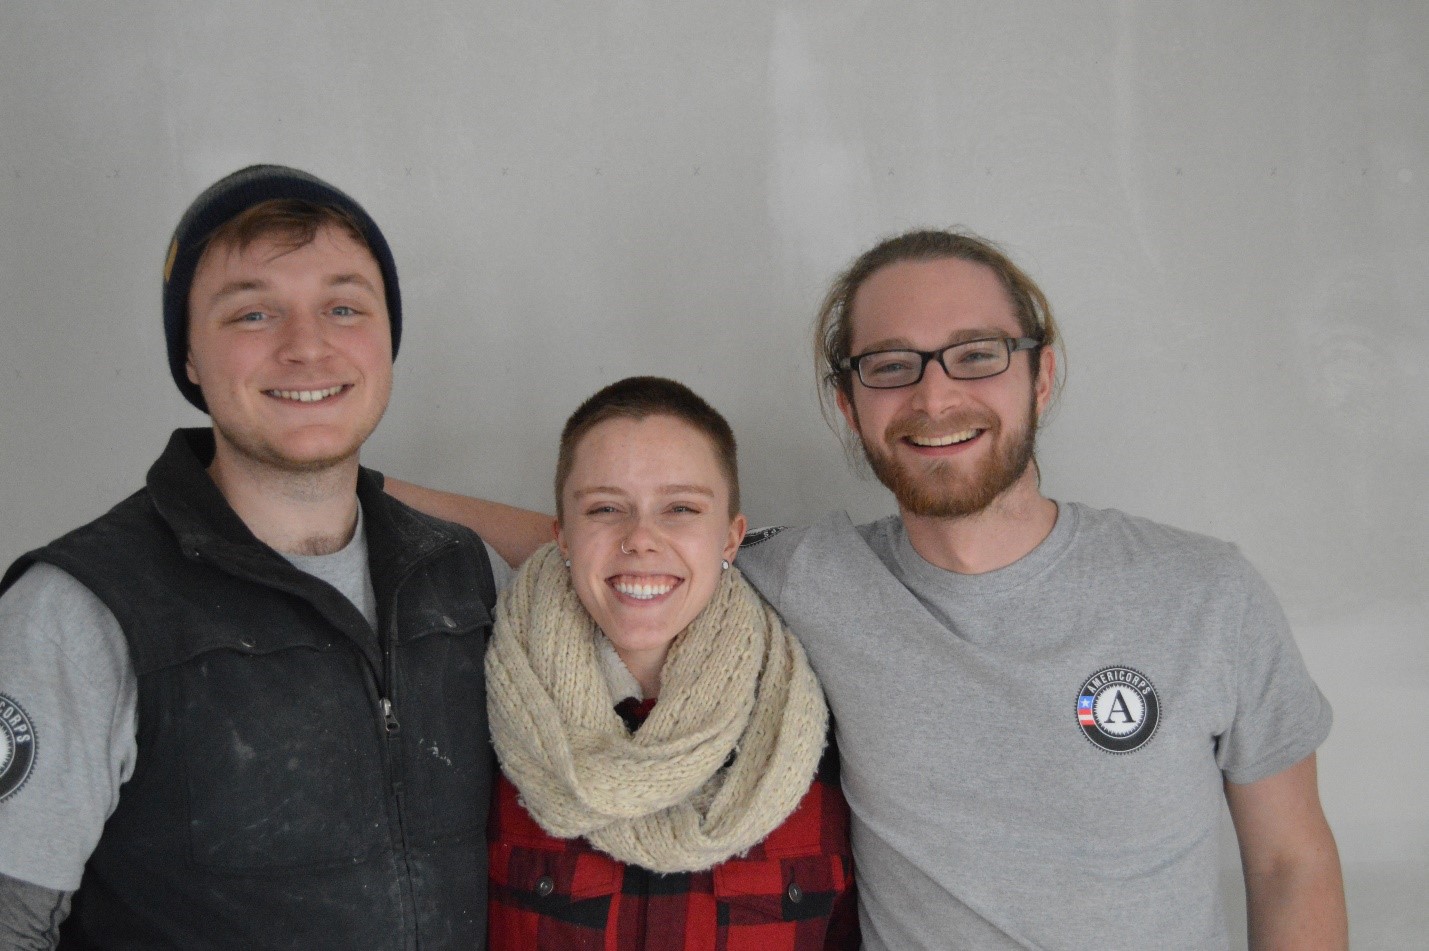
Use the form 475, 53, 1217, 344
841, 336, 1041, 389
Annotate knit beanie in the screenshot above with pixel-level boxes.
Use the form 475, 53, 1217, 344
162, 165, 402, 412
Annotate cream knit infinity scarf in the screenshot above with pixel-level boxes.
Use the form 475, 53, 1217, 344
487, 542, 829, 873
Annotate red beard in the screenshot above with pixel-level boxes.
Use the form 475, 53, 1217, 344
860, 401, 1038, 519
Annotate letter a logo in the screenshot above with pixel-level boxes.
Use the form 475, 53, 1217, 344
1106, 690, 1137, 724
1074, 667, 1160, 754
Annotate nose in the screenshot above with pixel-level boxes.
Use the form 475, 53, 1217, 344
277, 312, 333, 362
907, 359, 969, 416
622, 515, 662, 554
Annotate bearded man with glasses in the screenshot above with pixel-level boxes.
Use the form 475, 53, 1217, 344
733, 229, 1347, 951
837, 332, 1044, 521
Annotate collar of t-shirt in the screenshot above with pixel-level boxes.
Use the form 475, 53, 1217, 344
891, 499, 1080, 598
280, 505, 379, 629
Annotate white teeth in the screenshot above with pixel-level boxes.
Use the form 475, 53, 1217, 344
269, 385, 345, 403
910, 428, 980, 447
613, 580, 677, 600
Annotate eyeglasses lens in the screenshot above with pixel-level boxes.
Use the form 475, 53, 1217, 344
857, 339, 1012, 388
858, 352, 924, 388
944, 339, 1011, 380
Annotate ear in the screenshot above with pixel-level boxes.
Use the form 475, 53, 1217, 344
552, 518, 567, 558
723, 513, 748, 564
185, 351, 199, 386
835, 386, 860, 435
1034, 345, 1056, 417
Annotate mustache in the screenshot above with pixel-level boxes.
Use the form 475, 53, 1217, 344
884, 412, 996, 443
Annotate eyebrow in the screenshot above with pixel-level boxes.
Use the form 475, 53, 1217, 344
207, 279, 266, 304
327, 273, 379, 294
573, 483, 717, 500
205, 273, 379, 306
857, 326, 1016, 353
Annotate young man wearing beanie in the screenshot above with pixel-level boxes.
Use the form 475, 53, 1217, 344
0, 166, 513, 949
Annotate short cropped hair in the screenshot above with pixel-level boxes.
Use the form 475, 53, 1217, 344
555, 376, 740, 519
814, 228, 1063, 422
199, 198, 371, 263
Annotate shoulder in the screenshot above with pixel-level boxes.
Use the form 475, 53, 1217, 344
364, 468, 494, 555
734, 525, 807, 605
850, 514, 907, 557
3, 490, 157, 584
0, 563, 131, 679
739, 524, 809, 562
3, 560, 112, 611
1, 484, 173, 625
736, 514, 906, 605
737, 523, 806, 563
361, 472, 501, 606
738, 513, 898, 563
1066, 502, 1249, 579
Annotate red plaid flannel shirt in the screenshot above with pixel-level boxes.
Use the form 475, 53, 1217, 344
488, 700, 859, 950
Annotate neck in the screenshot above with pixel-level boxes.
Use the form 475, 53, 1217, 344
900, 466, 1057, 574
208, 439, 362, 556
615, 646, 670, 700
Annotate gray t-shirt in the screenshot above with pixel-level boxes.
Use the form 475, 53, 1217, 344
736, 502, 1331, 951
0, 512, 511, 891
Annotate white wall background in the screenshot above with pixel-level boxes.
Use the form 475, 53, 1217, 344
2, 2, 1424, 945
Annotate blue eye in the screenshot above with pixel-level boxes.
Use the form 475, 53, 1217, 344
331, 305, 357, 317
854, 352, 924, 388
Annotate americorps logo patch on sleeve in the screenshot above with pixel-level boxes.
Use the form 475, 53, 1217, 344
0, 693, 37, 802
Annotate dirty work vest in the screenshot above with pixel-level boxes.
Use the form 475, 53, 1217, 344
2, 429, 497, 950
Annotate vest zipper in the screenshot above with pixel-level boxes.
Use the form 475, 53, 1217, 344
379, 541, 456, 949
380, 697, 400, 734
379, 590, 415, 948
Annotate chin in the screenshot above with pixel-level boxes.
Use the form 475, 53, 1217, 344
605, 620, 685, 658
229, 436, 364, 475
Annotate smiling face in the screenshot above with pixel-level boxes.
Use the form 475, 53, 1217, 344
555, 414, 747, 690
837, 257, 1054, 519
184, 223, 393, 478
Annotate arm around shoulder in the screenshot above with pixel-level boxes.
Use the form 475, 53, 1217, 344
384, 478, 553, 568
1225, 752, 1348, 951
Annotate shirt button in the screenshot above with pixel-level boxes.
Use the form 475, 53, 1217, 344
535, 876, 555, 898
787, 882, 803, 903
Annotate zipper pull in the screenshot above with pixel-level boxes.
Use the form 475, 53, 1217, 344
380, 698, 401, 735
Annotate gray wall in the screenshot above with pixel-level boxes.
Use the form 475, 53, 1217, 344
2, 2, 1424, 945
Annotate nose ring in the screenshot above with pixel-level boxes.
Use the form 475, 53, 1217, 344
621, 542, 632, 555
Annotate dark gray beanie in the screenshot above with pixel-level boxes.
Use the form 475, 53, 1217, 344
162, 165, 402, 412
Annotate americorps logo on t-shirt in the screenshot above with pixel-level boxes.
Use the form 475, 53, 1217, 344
0, 693, 37, 802
1075, 666, 1160, 754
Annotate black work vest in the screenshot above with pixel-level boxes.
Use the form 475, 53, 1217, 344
1, 430, 497, 951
